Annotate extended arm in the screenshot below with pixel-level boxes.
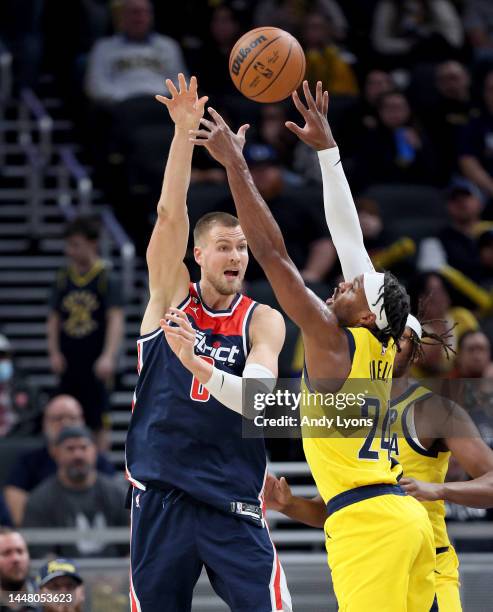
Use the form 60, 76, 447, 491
141, 74, 208, 335
402, 400, 493, 508
286, 81, 374, 282
189, 109, 341, 344
263, 473, 327, 528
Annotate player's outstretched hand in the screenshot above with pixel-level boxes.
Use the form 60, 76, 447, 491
155, 73, 208, 131
285, 80, 336, 151
400, 477, 442, 502
189, 107, 249, 168
263, 473, 294, 512
160, 307, 197, 368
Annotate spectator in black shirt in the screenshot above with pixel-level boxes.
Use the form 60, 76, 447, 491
3, 395, 114, 527
435, 181, 485, 282
22, 427, 128, 559
459, 70, 493, 204
421, 61, 477, 182
46, 217, 124, 440
353, 90, 437, 189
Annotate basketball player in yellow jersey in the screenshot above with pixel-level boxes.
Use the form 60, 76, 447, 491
189, 94, 435, 609
278, 80, 493, 611
265, 318, 493, 611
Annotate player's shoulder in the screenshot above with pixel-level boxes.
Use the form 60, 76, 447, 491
249, 304, 285, 336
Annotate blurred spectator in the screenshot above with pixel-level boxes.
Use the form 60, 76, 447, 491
463, 0, 493, 64
4, 395, 115, 527
185, 5, 241, 99
46, 217, 124, 439
0, 528, 37, 611
85, 0, 187, 105
479, 229, 493, 288
0, 496, 12, 528
451, 330, 492, 378
422, 180, 485, 281
22, 427, 128, 559
0, 335, 15, 438
258, 103, 298, 168
458, 70, 493, 205
302, 11, 359, 96
356, 198, 416, 275
420, 61, 477, 181
37, 559, 85, 612
231, 143, 334, 283
371, 0, 464, 68
0, 0, 44, 88
253, 0, 348, 42
353, 90, 437, 189
338, 69, 395, 152
410, 272, 479, 376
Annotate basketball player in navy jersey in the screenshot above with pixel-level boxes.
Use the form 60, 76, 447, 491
125, 74, 292, 612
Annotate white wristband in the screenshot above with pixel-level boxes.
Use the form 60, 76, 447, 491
204, 364, 276, 418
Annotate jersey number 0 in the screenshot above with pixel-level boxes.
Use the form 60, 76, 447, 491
190, 356, 215, 402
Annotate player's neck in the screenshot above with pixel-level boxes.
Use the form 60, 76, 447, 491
199, 280, 238, 311
391, 375, 413, 399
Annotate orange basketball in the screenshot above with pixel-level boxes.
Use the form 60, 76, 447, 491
229, 27, 306, 103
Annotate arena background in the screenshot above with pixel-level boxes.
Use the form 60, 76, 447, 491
1, 0, 493, 610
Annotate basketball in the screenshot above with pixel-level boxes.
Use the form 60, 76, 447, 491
229, 27, 306, 103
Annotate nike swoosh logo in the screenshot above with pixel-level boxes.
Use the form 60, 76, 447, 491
334, 158, 341, 166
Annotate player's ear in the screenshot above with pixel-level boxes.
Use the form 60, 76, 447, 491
359, 311, 376, 329
193, 245, 203, 266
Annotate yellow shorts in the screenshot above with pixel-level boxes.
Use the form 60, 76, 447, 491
324, 491, 435, 612
435, 546, 461, 611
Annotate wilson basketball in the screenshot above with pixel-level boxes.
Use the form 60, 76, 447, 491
229, 27, 306, 103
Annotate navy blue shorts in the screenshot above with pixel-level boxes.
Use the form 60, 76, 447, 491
129, 486, 291, 612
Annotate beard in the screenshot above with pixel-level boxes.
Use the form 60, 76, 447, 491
66, 463, 90, 483
208, 274, 243, 296
1, 576, 26, 591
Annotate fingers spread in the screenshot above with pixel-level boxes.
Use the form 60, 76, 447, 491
178, 72, 187, 93
315, 81, 323, 111
303, 80, 317, 111
189, 75, 197, 94
291, 90, 309, 118
200, 117, 215, 129
208, 107, 226, 126
197, 95, 209, 110
155, 95, 170, 107
190, 129, 211, 138
166, 78, 179, 98
323, 91, 329, 116
285, 120, 304, 137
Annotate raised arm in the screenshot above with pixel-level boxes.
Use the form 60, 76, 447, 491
189, 108, 340, 343
286, 81, 374, 282
141, 74, 208, 335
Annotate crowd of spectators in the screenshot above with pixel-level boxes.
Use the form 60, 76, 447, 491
4, 0, 493, 569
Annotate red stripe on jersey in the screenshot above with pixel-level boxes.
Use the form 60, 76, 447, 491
185, 283, 255, 337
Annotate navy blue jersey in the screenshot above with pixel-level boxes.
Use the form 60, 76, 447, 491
125, 282, 268, 524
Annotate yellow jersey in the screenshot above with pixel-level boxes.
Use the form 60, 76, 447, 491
301, 327, 402, 503
391, 383, 451, 548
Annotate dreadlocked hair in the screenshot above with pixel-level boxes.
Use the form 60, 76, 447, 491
372, 271, 410, 351
408, 297, 457, 363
